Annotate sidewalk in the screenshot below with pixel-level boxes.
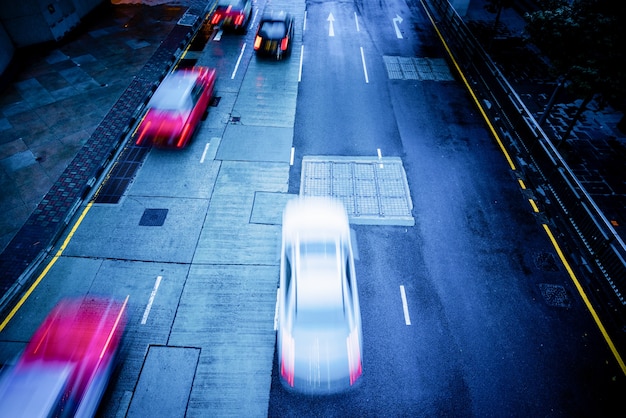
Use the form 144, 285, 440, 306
0, 1, 209, 301
462, 0, 626, 242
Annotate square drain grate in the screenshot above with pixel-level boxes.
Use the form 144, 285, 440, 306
300, 156, 414, 226
140, 208, 168, 226
538, 283, 571, 308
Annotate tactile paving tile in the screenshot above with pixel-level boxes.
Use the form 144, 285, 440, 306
300, 156, 414, 226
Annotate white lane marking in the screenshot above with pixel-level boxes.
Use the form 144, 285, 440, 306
377, 148, 383, 168
142, 276, 162, 325
400, 285, 411, 325
290, 147, 295, 165
298, 45, 304, 82
274, 288, 280, 331
200, 143, 210, 163
231, 43, 246, 79
248, 9, 259, 31
303, 10, 307, 31
214, 30, 223, 41
354, 12, 360, 32
360, 47, 369, 83
327, 13, 335, 37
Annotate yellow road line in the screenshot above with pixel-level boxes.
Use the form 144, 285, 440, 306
0, 202, 94, 332
420, 0, 625, 376
542, 223, 626, 375
419, 0, 516, 171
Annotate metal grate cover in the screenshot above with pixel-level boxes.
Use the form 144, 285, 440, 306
300, 156, 414, 226
383, 56, 455, 81
139, 208, 169, 226
94, 144, 149, 204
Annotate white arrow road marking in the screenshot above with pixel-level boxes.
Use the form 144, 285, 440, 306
328, 13, 335, 37
393, 14, 403, 39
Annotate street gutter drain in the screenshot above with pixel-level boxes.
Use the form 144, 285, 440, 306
535, 252, 560, 272
140, 208, 168, 226
538, 283, 571, 308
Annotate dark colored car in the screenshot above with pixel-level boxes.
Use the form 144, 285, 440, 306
277, 197, 363, 394
135, 67, 217, 149
0, 297, 128, 417
209, 0, 252, 32
253, 11, 294, 60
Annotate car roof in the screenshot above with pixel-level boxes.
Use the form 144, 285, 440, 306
296, 239, 343, 311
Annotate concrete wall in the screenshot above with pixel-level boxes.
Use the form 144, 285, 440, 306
0, 22, 14, 76
0, 0, 103, 79
0, 0, 103, 47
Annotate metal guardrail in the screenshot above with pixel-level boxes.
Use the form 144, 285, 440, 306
422, 0, 626, 305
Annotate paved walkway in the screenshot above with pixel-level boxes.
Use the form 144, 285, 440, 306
0, 1, 209, 305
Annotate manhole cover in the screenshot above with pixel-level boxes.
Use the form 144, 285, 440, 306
178, 13, 198, 27
300, 156, 414, 226
140, 208, 168, 226
535, 252, 559, 272
538, 283, 571, 308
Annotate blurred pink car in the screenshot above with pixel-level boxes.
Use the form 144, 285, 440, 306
0, 296, 128, 417
136, 67, 217, 149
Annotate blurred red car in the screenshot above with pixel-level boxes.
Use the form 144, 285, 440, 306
135, 66, 217, 149
0, 296, 128, 417
209, 0, 252, 32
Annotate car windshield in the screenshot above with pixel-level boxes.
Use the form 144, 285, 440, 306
149, 74, 196, 111
217, 0, 246, 7
259, 21, 286, 39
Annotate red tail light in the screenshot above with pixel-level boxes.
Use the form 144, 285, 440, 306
100, 295, 129, 360
281, 37, 289, 51
211, 13, 222, 25
347, 329, 362, 385
177, 123, 192, 148
280, 332, 295, 387
254, 36, 262, 50
235, 14, 244, 26
136, 121, 151, 145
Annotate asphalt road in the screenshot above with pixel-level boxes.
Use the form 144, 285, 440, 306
0, 0, 625, 416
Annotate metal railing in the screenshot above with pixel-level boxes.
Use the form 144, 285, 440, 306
422, 0, 626, 305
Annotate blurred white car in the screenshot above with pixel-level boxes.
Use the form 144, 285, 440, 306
277, 197, 363, 394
